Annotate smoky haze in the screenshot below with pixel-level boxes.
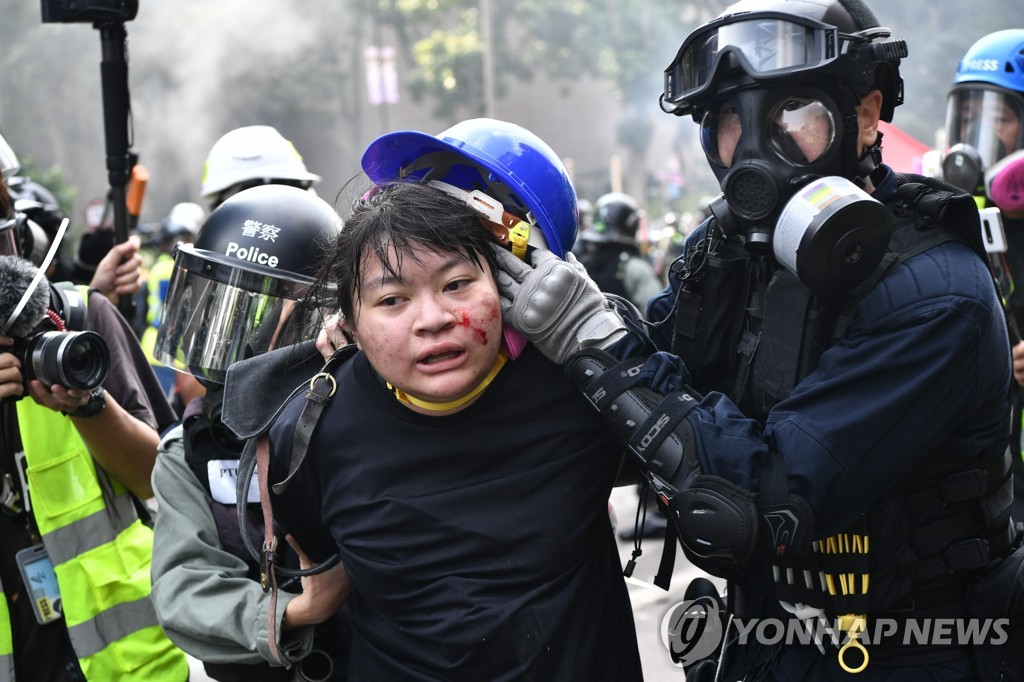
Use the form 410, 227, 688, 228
0, 0, 1019, 236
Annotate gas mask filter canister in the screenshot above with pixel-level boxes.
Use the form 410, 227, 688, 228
773, 176, 891, 294
985, 149, 1024, 214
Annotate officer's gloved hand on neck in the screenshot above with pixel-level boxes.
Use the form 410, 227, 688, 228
491, 244, 627, 365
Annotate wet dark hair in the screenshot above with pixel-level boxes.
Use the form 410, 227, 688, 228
314, 180, 500, 321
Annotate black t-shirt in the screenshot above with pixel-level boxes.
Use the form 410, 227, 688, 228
0, 289, 176, 682
270, 344, 642, 681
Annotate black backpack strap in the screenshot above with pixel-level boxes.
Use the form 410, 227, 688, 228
273, 360, 345, 495
228, 343, 357, 664
233, 344, 357, 566
222, 339, 326, 439
834, 177, 986, 342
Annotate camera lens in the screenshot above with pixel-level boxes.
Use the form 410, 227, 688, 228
30, 331, 110, 390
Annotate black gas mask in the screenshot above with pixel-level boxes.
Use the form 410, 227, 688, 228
701, 86, 849, 243
661, 5, 907, 293
698, 86, 890, 293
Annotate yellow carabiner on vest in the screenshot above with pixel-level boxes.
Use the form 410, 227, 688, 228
837, 613, 869, 674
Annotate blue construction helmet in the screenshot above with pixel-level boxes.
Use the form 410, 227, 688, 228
361, 118, 578, 259
943, 30, 1024, 190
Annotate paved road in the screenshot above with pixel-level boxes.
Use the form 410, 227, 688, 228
610, 486, 726, 682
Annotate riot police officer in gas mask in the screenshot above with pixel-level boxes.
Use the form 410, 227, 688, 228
491, 0, 1023, 679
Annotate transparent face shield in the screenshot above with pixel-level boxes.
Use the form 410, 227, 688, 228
946, 87, 1024, 169
154, 245, 322, 384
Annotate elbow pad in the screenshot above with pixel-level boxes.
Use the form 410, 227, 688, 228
566, 349, 760, 577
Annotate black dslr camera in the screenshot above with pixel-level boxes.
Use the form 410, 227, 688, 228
4, 286, 109, 397
40, 0, 137, 23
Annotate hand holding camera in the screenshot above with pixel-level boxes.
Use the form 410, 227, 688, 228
0, 336, 96, 416
0, 336, 24, 401
0, 256, 109, 406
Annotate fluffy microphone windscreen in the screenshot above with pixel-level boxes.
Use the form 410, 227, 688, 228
0, 255, 50, 338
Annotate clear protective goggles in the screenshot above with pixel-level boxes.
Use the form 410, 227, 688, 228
701, 96, 836, 168
665, 13, 849, 107
153, 244, 323, 384
945, 86, 1024, 169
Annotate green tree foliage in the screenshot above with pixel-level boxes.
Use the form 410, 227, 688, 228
17, 158, 78, 217
2, 0, 1021, 224
381, 0, 713, 117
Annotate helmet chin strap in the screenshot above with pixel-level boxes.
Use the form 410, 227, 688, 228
854, 131, 885, 189
428, 180, 545, 258
388, 348, 508, 413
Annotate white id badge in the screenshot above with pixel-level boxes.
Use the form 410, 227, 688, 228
207, 459, 260, 505
16, 544, 62, 624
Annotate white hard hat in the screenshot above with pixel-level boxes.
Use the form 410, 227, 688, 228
200, 125, 321, 200
161, 202, 207, 241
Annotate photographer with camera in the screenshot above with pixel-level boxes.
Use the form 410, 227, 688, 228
0, 169, 187, 680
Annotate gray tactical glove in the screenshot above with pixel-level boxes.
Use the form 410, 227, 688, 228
492, 244, 628, 365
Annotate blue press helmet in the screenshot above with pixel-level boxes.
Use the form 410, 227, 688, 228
361, 118, 578, 258
943, 30, 1024, 190
953, 30, 1024, 92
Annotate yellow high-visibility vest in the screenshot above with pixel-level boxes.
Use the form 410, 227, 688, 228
141, 253, 176, 365
5, 287, 187, 681
0, 579, 13, 680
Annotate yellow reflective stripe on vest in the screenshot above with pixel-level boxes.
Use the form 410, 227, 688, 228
53, 520, 154, 629
41, 489, 139, 566
0, 577, 14, 682
15, 401, 187, 680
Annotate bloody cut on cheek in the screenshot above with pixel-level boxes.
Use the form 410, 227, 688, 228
456, 309, 490, 345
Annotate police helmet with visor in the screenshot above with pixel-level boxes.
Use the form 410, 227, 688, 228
154, 184, 341, 384
4, 177, 66, 267
159, 202, 206, 245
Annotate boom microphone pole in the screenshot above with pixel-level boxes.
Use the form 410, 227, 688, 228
97, 20, 136, 321
41, 0, 139, 320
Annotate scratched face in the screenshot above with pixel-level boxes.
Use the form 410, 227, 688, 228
346, 244, 502, 412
